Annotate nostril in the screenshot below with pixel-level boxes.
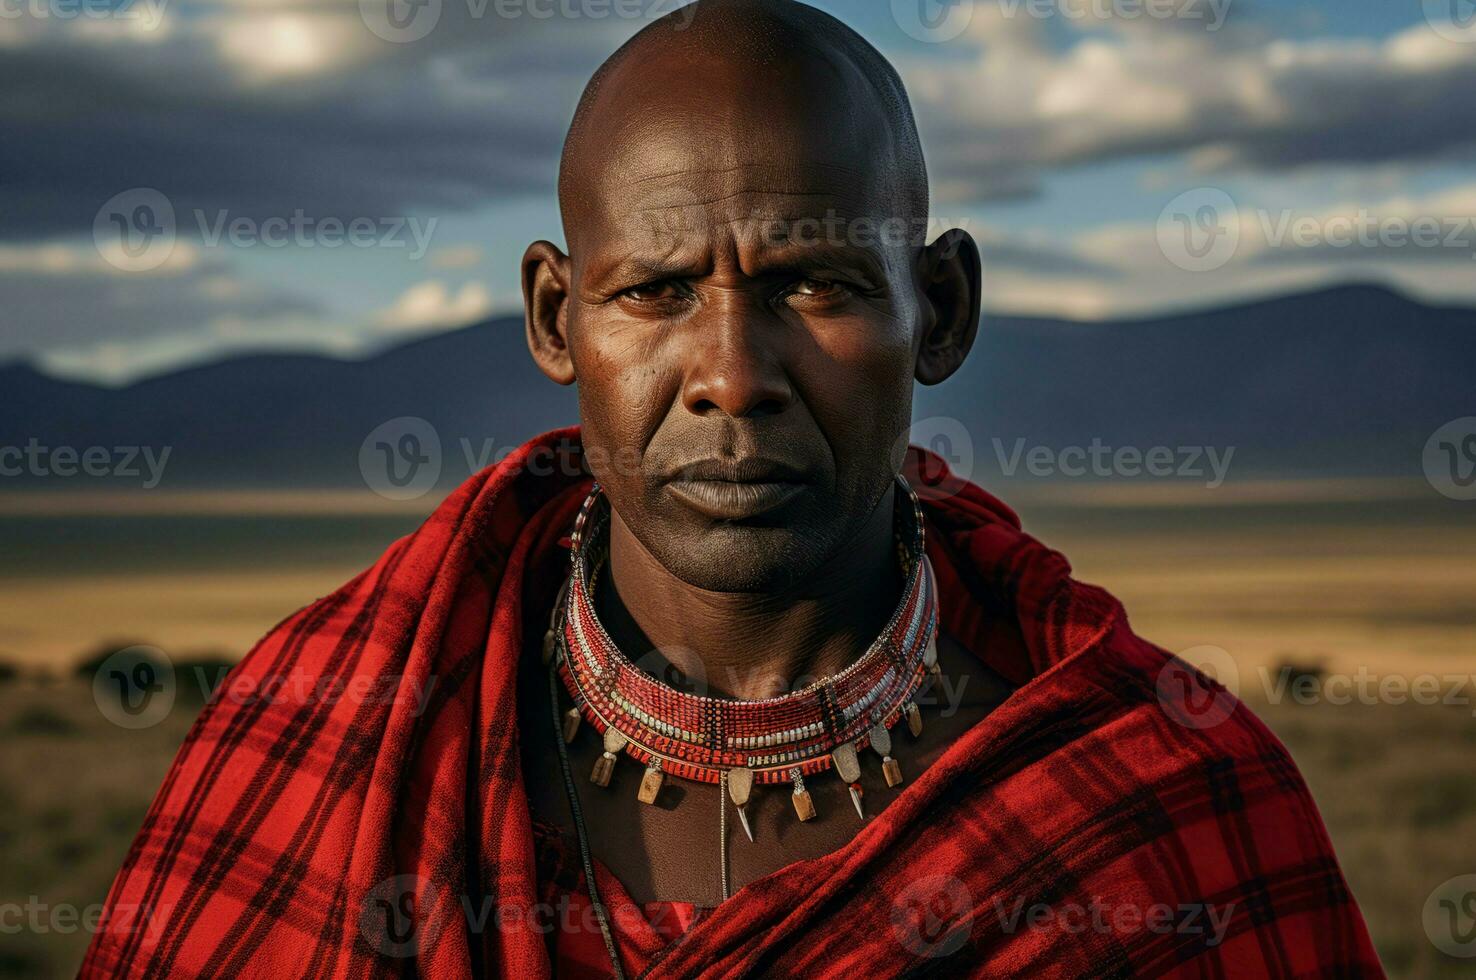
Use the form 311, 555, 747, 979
747, 398, 786, 419
689, 397, 721, 417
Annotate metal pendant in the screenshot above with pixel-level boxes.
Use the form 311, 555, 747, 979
789, 767, 816, 822
562, 707, 582, 744
831, 742, 865, 819
637, 761, 664, 805
590, 727, 627, 787
728, 766, 755, 841
904, 701, 923, 738
869, 723, 903, 787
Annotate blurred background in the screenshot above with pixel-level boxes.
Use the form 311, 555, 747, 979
2, 0, 1475, 976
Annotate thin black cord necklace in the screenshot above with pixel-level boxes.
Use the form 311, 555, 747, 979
547, 654, 626, 980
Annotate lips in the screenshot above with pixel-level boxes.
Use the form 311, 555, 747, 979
664, 457, 811, 520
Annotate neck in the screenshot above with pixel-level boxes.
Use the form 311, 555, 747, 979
599, 486, 901, 701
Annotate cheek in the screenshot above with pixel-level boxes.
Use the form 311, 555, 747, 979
570, 315, 679, 482
804, 316, 917, 470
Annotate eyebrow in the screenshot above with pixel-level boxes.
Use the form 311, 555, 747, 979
585, 238, 890, 298
742, 241, 888, 286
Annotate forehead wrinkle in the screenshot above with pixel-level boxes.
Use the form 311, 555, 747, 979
559, 4, 929, 253
614, 161, 870, 189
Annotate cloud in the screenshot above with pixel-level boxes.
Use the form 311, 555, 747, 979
375, 280, 494, 332
967, 177, 1476, 319
0, 242, 321, 359
0, 1, 640, 240
903, 16, 1476, 202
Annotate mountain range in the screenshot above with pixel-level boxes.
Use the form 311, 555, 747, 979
1, 284, 1470, 490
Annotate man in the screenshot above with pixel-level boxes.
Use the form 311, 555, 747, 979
83, 1, 1382, 977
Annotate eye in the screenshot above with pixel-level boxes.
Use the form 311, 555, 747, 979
621, 280, 683, 302
792, 277, 843, 297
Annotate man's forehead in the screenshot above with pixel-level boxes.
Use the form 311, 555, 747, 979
573, 134, 908, 259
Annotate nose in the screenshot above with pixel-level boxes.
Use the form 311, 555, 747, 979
680, 306, 793, 420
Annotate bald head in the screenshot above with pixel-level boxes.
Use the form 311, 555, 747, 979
523, 0, 978, 593
558, 0, 929, 242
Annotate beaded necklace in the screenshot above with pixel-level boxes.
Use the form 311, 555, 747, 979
544, 476, 940, 909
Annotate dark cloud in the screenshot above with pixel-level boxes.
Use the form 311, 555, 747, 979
0, 7, 637, 239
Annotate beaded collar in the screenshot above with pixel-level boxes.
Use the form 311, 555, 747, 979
549, 476, 940, 831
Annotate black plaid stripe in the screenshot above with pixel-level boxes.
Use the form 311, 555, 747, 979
115, 577, 365, 973
142, 543, 416, 977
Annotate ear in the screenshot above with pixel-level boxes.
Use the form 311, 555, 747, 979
914, 228, 981, 386
522, 239, 576, 385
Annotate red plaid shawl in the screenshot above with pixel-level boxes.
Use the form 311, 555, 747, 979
82, 428, 1382, 978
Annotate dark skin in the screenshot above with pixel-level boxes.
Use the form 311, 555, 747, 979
518, 1, 1010, 908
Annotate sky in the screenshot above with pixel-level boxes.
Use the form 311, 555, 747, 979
5, 0, 1476, 383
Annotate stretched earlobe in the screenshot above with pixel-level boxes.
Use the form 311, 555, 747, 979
914, 228, 981, 386
522, 240, 576, 386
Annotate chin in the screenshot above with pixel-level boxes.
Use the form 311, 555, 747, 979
647, 520, 835, 594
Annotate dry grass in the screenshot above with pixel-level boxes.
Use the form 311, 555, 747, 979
1, 490, 1472, 976
0, 680, 1471, 978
